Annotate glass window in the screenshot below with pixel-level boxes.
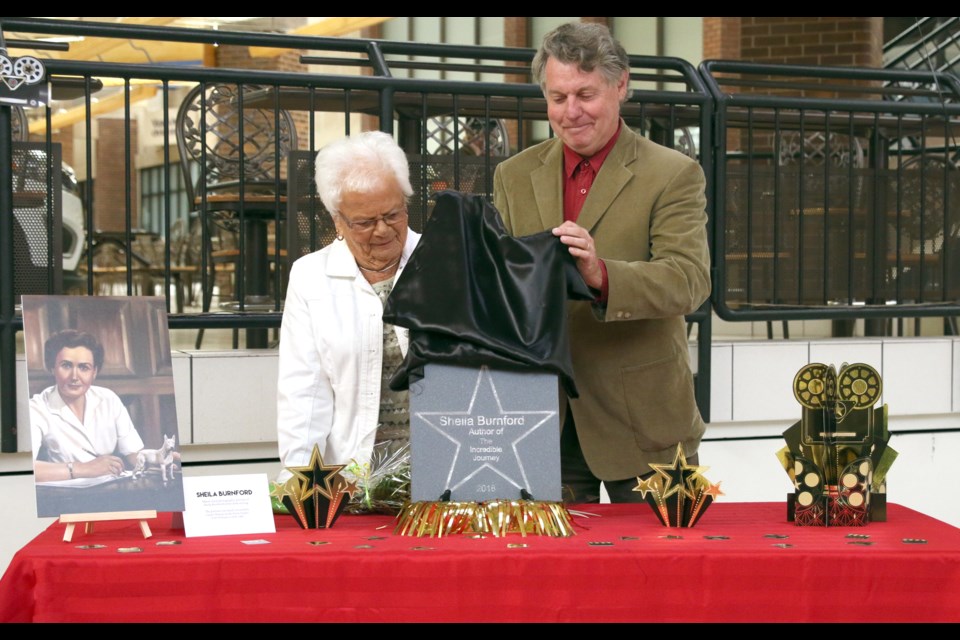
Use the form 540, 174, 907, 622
139, 164, 192, 237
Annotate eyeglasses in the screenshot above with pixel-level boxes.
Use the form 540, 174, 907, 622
339, 207, 408, 233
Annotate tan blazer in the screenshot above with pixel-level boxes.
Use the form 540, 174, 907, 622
493, 124, 711, 479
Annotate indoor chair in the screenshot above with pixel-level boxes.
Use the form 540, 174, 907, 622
175, 82, 297, 348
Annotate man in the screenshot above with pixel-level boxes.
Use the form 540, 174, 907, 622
493, 22, 711, 503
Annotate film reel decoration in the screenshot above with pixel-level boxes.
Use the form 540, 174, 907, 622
1, 55, 42, 89
837, 458, 872, 510
793, 456, 827, 526
794, 362, 880, 413
1, 54, 47, 107
12, 56, 44, 85
837, 364, 882, 409
793, 455, 871, 526
833, 457, 873, 526
793, 456, 825, 509
793, 363, 831, 409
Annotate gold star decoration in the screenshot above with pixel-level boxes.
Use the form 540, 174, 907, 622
269, 480, 289, 502
703, 481, 725, 500
635, 444, 721, 528
277, 477, 311, 529
632, 474, 660, 499
648, 445, 708, 501
279, 444, 351, 529
342, 478, 360, 499
287, 444, 346, 500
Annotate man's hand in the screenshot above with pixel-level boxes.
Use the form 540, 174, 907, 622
553, 221, 603, 290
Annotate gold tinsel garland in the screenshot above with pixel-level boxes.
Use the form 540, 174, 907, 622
394, 499, 576, 538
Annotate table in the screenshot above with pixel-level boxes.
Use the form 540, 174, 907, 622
2, 501, 958, 623
197, 201, 285, 349
91, 265, 198, 313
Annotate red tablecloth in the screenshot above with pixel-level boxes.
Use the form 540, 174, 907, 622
1, 502, 958, 623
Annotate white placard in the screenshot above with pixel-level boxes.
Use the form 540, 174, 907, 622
181, 473, 276, 538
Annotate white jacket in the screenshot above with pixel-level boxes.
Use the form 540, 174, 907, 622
275, 230, 421, 482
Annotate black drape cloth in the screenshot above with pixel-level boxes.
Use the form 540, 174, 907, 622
383, 190, 594, 398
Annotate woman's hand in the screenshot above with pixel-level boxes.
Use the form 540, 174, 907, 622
77, 455, 127, 478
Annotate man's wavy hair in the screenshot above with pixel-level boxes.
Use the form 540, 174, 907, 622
531, 22, 632, 101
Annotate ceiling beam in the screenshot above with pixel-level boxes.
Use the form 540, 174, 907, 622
86, 40, 206, 64
12, 39, 203, 65
12, 17, 183, 62
57, 17, 182, 61
8, 17, 200, 64
248, 17, 393, 58
8, 17, 392, 65
29, 84, 158, 134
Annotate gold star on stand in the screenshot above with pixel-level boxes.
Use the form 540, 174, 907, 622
275, 476, 312, 529
287, 444, 346, 500
269, 481, 288, 501
342, 478, 360, 498
632, 474, 660, 498
649, 445, 708, 501
703, 482, 725, 500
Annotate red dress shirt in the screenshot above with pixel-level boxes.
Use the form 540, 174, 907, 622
561, 121, 623, 302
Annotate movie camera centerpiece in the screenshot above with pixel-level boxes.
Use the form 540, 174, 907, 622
777, 362, 898, 526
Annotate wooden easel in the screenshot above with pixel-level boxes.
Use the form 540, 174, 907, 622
60, 510, 157, 542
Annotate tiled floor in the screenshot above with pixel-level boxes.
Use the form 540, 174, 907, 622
168, 326, 279, 352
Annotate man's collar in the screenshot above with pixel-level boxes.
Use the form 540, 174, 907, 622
562, 120, 624, 177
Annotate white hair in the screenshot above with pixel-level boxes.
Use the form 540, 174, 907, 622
313, 131, 413, 215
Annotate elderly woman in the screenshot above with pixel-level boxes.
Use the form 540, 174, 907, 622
275, 131, 419, 482
31, 329, 145, 483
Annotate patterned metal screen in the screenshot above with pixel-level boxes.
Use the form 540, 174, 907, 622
11, 141, 63, 301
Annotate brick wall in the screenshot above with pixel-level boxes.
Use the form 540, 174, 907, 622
215, 45, 303, 73
741, 17, 883, 67
702, 17, 883, 67
741, 17, 882, 67
503, 17, 530, 152
703, 17, 742, 60
47, 131, 74, 170
504, 16, 528, 48
94, 118, 138, 232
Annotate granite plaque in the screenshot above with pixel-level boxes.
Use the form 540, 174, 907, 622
409, 363, 561, 502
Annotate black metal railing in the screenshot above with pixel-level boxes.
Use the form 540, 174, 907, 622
1, 18, 713, 449
9, 21, 960, 454
701, 60, 960, 334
